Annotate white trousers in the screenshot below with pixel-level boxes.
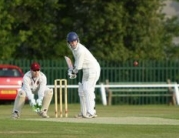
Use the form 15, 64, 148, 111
80, 64, 100, 115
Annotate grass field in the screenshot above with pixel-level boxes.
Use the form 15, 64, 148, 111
0, 103, 179, 138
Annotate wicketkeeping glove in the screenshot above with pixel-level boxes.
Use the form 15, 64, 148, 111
33, 99, 42, 112
30, 99, 42, 112
30, 99, 36, 107
36, 99, 42, 106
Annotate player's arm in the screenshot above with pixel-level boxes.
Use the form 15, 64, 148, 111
68, 52, 84, 79
37, 74, 47, 100
22, 76, 36, 107
22, 76, 34, 101
34, 74, 47, 106
74, 50, 85, 71
68, 68, 77, 79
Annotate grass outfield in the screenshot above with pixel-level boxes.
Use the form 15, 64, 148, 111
0, 103, 179, 138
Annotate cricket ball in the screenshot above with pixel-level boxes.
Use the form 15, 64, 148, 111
133, 61, 138, 66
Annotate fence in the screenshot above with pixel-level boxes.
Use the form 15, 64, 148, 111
1, 59, 179, 105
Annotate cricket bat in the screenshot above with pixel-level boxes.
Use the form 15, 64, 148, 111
64, 56, 77, 79
64, 56, 73, 70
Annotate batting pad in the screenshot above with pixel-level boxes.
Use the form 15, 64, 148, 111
79, 96, 87, 116
78, 82, 87, 116
13, 90, 26, 113
41, 89, 53, 112
83, 82, 96, 115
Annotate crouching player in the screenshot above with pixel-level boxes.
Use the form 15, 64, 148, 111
12, 62, 53, 119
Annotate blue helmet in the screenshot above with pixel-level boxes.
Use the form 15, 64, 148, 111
67, 32, 79, 42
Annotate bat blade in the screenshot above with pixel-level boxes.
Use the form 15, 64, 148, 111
64, 56, 73, 70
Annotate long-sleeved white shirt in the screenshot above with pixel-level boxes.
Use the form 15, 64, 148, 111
21, 71, 47, 101
69, 43, 99, 70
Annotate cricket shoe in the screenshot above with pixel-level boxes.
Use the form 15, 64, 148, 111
37, 110, 49, 118
83, 113, 97, 119
12, 111, 20, 119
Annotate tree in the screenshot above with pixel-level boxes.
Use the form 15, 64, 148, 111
58, 0, 128, 61
122, 0, 167, 60
0, 0, 68, 59
0, 0, 20, 59
57, 0, 179, 61
0, 0, 179, 62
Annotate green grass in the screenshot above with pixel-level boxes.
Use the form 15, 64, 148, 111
1, 103, 179, 138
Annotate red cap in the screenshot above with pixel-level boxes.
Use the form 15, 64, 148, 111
31, 62, 40, 71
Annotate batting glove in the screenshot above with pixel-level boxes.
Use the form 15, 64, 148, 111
68, 69, 73, 75
69, 73, 77, 79
68, 69, 77, 79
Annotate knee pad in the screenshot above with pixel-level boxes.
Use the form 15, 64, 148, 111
78, 82, 84, 96
12, 89, 26, 113
77, 82, 86, 116
82, 82, 95, 99
41, 89, 53, 111
17, 89, 26, 97
45, 88, 53, 95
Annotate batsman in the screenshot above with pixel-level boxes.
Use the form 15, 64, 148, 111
12, 62, 53, 119
66, 32, 101, 118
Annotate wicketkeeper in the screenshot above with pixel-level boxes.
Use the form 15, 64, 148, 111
66, 32, 101, 118
12, 62, 53, 119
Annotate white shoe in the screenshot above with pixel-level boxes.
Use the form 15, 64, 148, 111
83, 113, 97, 119
12, 111, 20, 119
37, 110, 49, 118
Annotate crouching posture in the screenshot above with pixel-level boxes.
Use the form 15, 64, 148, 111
12, 62, 53, 119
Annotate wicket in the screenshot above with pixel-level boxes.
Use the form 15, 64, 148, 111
54, 79, 68, 118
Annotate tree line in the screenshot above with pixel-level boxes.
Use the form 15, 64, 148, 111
0, 0, 179, 62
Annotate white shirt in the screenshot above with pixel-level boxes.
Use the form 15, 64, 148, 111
21, 71, 47, 101
69, 43, 99, 70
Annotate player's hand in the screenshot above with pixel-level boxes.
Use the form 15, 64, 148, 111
30, 99, 36, 107
68, 69, 77, 79
30, 99, 42, 112
68, 69, 73, 76
69, 73, 77, 79
34, 99, 42, 112
36, 99, 42, 106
